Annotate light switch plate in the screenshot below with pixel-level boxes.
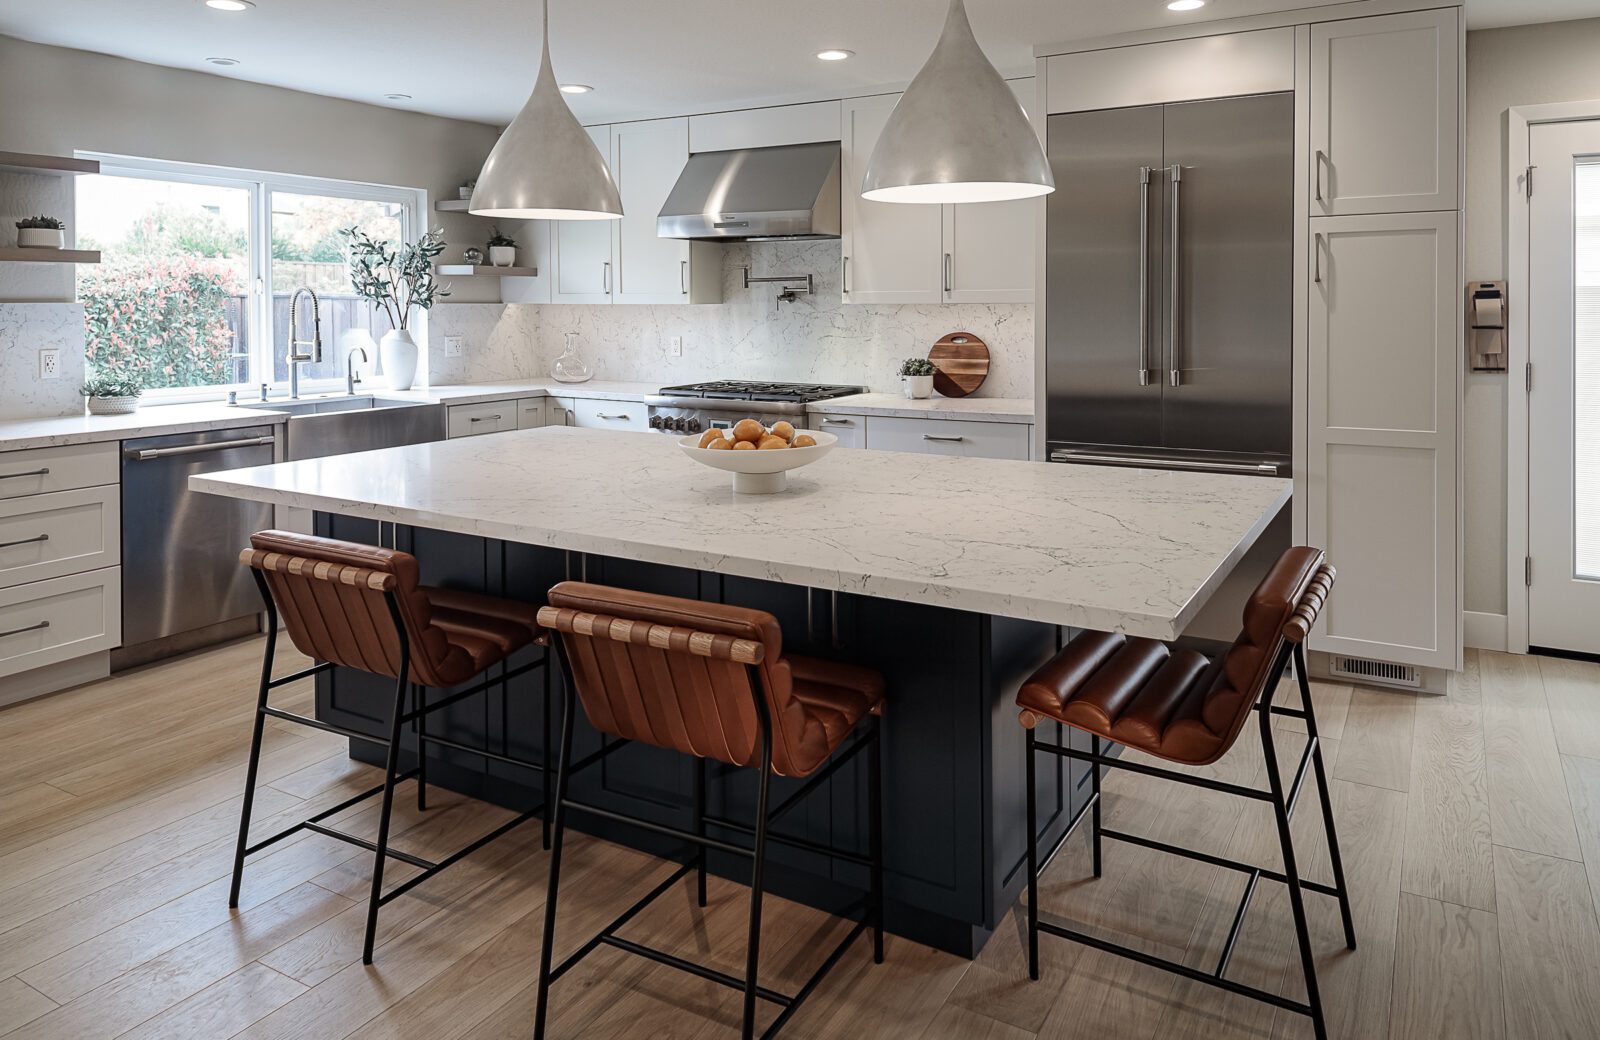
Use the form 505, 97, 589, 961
443, 336, 464, 358
669, 336, 683, 358
38, 348, 60, 380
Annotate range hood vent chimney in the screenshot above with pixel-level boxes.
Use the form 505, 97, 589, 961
657, 141, 841, 242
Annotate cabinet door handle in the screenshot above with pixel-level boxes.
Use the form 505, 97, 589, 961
0, 620, 48, 639
819, 418, 853, 427
922, 434, 964, 443
842, 255, 851, 295
1313, 232, 1324, 284
1314, 149, 1327, 203
0, 468, 49, 481
469, 414, 503, 423
680, 259, 688, 295
595, 413, 631, 421
943, 252, 952, 294
0, 533, 48, 550
602, 261, 611, 295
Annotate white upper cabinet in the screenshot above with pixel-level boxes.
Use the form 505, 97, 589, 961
610, 117, 721, 305
842, 84, 1037, 306
942, 79, 1039, 304
551, 124, 616, 304
841, 94, 944, 304
1310, 9, 1459, 215
689, 101, 841, 152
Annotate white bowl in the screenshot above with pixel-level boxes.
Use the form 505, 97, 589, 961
678, 430, 837, 494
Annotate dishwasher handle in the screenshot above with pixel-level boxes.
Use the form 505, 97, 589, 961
123, 435, 276, 461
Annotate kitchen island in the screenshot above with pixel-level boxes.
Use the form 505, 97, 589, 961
193, 426, 1290, 956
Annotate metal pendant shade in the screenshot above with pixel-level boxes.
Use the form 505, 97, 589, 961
470, 0, 622, 220
861, 0, 1054, 204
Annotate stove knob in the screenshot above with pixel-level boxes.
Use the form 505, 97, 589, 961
667, 416, 683, 432
649, 414, 664, 429
685, 417, 702, 433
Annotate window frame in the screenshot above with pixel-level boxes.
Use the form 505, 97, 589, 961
77, 152, 426, 402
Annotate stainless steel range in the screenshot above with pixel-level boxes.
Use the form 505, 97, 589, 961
644, 381, 865, 434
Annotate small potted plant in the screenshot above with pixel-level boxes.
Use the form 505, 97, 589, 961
487, 227, 517, 268
341, 225, 451, 391
899, 357, 937, 399
81, 376, 143, 415
458, 180, 476, 201
16, 216, 66, 250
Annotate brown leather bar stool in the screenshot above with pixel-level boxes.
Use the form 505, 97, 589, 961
1016, 547, 1353, 1040
533, 581, 886, 1040
230, 531, 554, 965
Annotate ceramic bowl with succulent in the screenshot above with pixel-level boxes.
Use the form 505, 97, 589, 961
15, 215, 66, 250
81, 376, 143, 415
899, 357, 937, 399
487, 227, 517, 267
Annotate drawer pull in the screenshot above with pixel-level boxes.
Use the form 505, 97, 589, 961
922, 434, 965, 443
819, 418, 853, 427
0, 620, 49, 639
0, 533, 48, 550
0, 468, 50, 480
469, 415, 504, 423
595, 413, 631, 421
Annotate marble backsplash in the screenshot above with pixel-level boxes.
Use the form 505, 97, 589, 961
428, 241, 1035, 397
0, 303, 87, 419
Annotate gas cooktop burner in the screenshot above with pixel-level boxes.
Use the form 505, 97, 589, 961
656, 380, 866, 403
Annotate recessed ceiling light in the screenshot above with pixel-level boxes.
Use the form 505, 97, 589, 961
203, 0, 254, 10
384, 93, 412, 100
205, 56, 240, 66
816, 49, 854, 62
558, 83, 593, 94
1167, 0, 1206, 10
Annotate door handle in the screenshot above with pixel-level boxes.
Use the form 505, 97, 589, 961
1314, 150, 1327, 203
0, 468, 49, 480
842, 255, 851, 295
1314, 232, 1324, 285
1168, 164, 1183, 388
124, 435, 276, 461
0, 620, 49, 639
943, 252, 953, 294
922, 434, 964, 443
1138, 165, 1153, 387
0, 533, 48, 550
1050, 449, 1283, 476
680, 259, 688, 295
602, 261, 611, 295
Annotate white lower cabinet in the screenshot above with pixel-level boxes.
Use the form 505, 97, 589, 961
447, 400, 520, 438
0, 485, 119, 590
0, 567, 121, 679
864, 416, 1032, 460
569, 398, 648, 432
810, 414, 863, 448
517, 398, 547, 430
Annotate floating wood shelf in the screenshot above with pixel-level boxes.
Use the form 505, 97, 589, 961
438, 264, 537, 277
0, 151, 100, 177
0, 247, 101, 264
435, 200, 473, 212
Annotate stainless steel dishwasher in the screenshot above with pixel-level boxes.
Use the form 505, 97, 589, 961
120, 426, 276, 649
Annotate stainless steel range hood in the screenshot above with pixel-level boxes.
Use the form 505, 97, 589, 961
657, 141, 840, 242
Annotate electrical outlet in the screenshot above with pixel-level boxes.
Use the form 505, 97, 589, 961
38, 348, 60, 380
669, 335, 683, 358
443, 336, 464, 358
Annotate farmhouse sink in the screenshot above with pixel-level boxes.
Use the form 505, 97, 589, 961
239, 395, 445, 461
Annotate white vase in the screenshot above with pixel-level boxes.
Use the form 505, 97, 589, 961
488, 245, 516, 267
380, 329, 419, 391
17, 228, 64, 249
902, 375, 934, 399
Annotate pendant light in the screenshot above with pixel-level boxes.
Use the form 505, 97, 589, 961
861, 0, 1054, 204
470, 0, 622, 220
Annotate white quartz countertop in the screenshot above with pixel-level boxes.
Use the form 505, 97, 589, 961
0, 401, 288, 452
810, 394, 1034, 423
192, 426, 1288, 638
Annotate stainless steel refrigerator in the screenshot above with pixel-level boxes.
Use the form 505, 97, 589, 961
1045, 92, 1294, 476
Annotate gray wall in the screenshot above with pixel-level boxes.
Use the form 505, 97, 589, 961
1463, 18, 1600, 618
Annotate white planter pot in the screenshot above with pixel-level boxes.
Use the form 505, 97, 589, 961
488, 245, 516, 267
379, 329, 419, 391
902, 375, 934, 400
17, 228, 65, 249
86, 395, 140, 416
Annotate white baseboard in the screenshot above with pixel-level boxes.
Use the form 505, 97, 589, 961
1464, 611, 1509, 652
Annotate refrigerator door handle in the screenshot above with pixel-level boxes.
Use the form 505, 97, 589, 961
1138, 166, 1153, 386
1168, 163, 1183, 388
1050, 448, 1284, 476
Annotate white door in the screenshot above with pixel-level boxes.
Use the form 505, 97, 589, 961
1528, 120, 1600, 655
840, 94, 943, 304
611, 117, 692, 305
1310, 9, 1459, 216
551, 124, 615, 304
1306, 211, 1459, 670
941, 79, 1038, 304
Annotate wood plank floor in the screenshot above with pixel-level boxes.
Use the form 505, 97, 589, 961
2, 639, 1599, 1039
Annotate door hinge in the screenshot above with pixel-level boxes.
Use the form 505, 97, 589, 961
1526, 361, 1534, 393
1526, 165, 1536, 199
1526, 556, 1533, 586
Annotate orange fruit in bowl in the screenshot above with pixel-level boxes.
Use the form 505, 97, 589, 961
770, 421, 795, 443
733, 418, 765, 443
791, 433, 817, 448
732, 440, 757, 450
706, 437, 733, 450
757, 435, 788, 450
697, 429, 725, 448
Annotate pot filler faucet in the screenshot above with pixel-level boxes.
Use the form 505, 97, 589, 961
286, 287, 322, 399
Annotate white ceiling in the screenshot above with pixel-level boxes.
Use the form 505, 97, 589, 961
0, 0, 1594, 126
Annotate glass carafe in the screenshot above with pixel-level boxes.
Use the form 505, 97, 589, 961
550, 331, 593, 383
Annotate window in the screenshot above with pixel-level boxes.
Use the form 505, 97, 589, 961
75, 156, 422, 398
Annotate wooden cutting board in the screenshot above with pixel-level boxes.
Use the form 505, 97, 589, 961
928, 332, 990, 397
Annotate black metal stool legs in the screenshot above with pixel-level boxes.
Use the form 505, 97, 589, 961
414, 683, 428, 812
362, 617, 413, 965
1297, 643, 1356, 951
741, 719, 774, 1040
695, 754, 710, 908
229, 576, 279, 910
867, 715, 885, 964
1089, 733, 1103, 878
1024, 725, 1040, 981
533, 645, 578, 1040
